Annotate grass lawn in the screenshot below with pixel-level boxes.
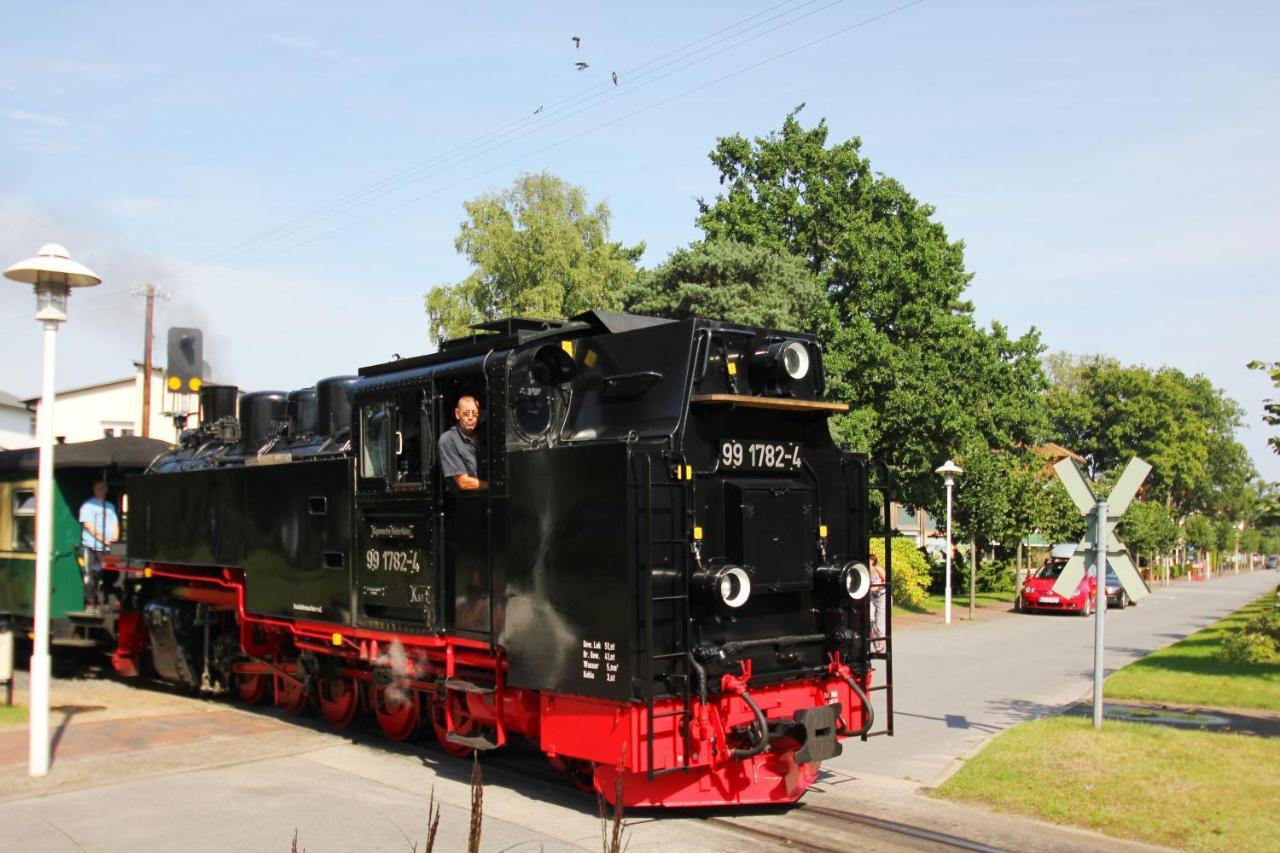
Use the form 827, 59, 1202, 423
1105, 593, 1280, 711
937, 716, 1280, 852
0, 704, 27, 726
893, 590, 1015, 617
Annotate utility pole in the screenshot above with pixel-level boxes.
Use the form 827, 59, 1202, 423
131, 285, 169, 437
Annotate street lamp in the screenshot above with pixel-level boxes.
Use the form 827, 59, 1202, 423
4, 244, 101, 777
935, 459, 963, 625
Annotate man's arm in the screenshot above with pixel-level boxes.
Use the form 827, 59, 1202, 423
451, 473, 487, 491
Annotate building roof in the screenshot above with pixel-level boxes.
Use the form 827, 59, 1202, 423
1029, 442, 1087, 464
0, 436, 172, 472
23, 363, 165, 405
0, 390, 27, 411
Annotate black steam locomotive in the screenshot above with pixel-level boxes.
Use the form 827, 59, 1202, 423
102, 310, 892, 807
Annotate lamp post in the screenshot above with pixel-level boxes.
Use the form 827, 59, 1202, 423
935, 459, 963, 625
4, 244, 101, 776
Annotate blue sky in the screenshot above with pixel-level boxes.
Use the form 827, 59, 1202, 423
1, 1, 1277, 478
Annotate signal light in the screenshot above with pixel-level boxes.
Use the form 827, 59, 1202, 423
165, 327, 203, 393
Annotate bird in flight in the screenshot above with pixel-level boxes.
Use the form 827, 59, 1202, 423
611, 71, 618, 86
533, 105, 544, 115
575, 61, 589, 71
571, 36, 580, 48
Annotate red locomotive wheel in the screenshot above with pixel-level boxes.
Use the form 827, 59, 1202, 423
274, 673, 309, 715
429, 694, 481, 759
372, 683, 420, 742
550, 757, 598, 795
236, 673, 269, 705
317, 677, 361, 728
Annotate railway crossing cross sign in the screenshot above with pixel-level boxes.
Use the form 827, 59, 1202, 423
1050, 456, 1152, 605
1051, 455, 1152, 729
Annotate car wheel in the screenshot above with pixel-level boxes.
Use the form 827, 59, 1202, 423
1115, 595, 1126, 610
1082, 597, 1092, 617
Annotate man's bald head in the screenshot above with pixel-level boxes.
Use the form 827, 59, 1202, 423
455, 396, 481, 437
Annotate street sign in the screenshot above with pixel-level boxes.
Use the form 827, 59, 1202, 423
1050, 455, 1152, 730
1050, 457, 1152, 603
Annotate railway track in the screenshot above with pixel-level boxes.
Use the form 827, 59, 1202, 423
706, 802, 1004, 852
42, 661, 1003, 851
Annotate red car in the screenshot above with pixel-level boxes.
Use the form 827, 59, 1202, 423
1019, 557, 1096, 615
1019, 547, 1133, 617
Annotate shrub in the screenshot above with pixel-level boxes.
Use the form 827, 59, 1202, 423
870, 537, 930, 608
1220, 630, 1277, 664
1245, 611, 1280, 644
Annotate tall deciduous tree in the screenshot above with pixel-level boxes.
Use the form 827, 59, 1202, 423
1046, 354, 1255, 518
425, 172, 644, 343
693, 108, 1048, 506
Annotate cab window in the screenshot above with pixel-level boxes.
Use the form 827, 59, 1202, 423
360, 405, 391, 480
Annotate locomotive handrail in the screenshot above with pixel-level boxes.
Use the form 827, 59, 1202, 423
688, 394, 849, 413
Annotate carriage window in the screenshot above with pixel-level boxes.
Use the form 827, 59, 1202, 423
12, 489, 35, 552
360, 405, 391, 479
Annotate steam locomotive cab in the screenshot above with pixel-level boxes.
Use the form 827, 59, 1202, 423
117, 310, 889, 808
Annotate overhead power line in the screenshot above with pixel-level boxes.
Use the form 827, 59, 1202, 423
172, 0, 926, 286
158, 0, 818, 284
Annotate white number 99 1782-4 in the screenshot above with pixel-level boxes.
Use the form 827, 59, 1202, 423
719, 440, 802, 470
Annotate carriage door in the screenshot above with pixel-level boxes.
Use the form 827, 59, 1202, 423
353, 385, 439, 632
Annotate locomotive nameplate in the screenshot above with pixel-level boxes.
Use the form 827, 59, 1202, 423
720, 440, 803, 471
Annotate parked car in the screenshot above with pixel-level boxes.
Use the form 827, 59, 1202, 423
1267, 554, 1279, 571
1018, 544, 1130, 615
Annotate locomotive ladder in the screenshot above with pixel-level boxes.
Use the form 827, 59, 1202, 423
860, 457, 895, 740
636, 451, 695, 780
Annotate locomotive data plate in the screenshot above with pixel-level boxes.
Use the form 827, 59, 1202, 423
719, 440, 803, 471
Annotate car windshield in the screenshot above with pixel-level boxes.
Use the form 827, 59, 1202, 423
1035, 559, 1067, 580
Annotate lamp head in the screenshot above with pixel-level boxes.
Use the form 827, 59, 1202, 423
935, 459, 964, 477
5, 244, 102, 323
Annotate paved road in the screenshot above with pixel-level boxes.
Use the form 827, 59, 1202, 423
827, 570, 1279, 786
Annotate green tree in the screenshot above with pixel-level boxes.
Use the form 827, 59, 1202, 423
1046, 355, 1255, 518
1184, 514, 1214, 552
1247, 360, 1280, 455
1118, 500, 1178, 568
623, 239, 830, 333
425, 172, 644, 343
694, 108, 1048, 505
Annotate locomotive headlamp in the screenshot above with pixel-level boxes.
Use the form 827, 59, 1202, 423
777, 341, 810, 380
752, 340, 811, 386
696, 565, 752, 609
817, 561, 871, 603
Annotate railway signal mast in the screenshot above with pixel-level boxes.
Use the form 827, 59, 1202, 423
1051, 456, 1152, 729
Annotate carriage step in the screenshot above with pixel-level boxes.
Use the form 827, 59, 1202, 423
445, 731, 499, 750
51, 636, 103, 649
444, 678, 495, 694
65, 610, 109, 625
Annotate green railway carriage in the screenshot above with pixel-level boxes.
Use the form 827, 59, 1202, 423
0, 437, 170, 630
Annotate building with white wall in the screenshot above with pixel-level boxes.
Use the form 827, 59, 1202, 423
24, 363, 196, 447
0, 391, 34, 449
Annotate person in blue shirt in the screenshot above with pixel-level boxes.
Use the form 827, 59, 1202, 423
79, 480, 119, 608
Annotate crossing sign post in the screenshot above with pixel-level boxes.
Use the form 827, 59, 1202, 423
1051, 456, 1152, 729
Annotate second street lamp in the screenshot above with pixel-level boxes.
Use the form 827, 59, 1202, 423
935, 459, 963, 625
